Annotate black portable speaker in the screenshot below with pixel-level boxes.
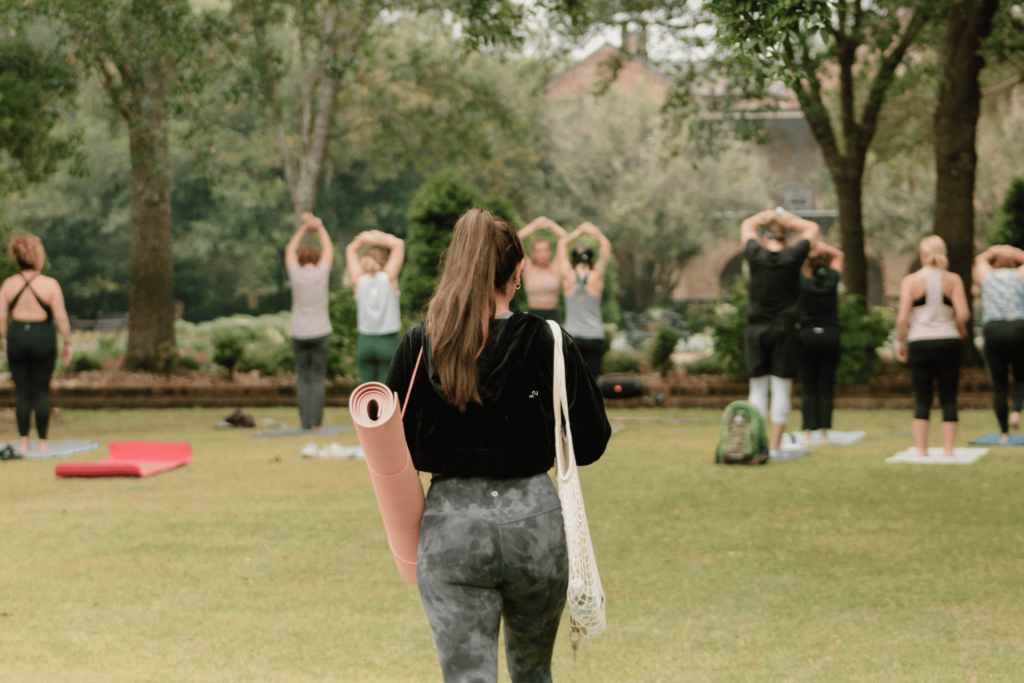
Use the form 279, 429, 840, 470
597, 373, 644, 399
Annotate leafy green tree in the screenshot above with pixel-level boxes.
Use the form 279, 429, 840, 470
704, 0, 932, 298
27, 0, 228, 370
989, 177, 1024, 248
0, 40, 78, 193
400, 168, 521, 318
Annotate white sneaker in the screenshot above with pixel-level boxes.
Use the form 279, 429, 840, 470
300, 442, 319, 457
327, 442, 350, 458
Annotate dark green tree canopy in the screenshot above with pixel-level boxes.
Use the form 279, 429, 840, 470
0, 39, 78, 192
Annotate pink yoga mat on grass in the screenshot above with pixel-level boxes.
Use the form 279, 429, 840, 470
55, 441, 192, 478
349, 381, 423, 584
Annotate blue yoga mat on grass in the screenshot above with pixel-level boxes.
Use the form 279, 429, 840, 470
970, 433, 1024, 446
9, 440, 100, 460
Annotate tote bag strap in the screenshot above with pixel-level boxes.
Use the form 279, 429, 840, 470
547, 321, 578, 483
401, 346, 424, 420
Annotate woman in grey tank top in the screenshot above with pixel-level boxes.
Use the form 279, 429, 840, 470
556, 222, 611, 378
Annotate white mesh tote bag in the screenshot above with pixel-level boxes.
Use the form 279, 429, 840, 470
548, 320, 606, 637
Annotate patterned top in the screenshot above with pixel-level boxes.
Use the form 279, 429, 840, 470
982, 268, 1024, 324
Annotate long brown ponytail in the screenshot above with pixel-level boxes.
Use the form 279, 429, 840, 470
427, 208, 524, 411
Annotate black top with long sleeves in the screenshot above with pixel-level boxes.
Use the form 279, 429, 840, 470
386, 312, 611, 478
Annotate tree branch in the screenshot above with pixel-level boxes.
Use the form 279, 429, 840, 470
784, 38, 844, 176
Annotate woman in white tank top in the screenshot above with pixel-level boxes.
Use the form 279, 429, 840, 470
345, 229, 404, 383
518, 216, 566, 322
894, 236, 970, 457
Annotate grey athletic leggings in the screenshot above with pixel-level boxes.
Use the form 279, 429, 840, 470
292, 334, 330, 429
417, 473, 568, 683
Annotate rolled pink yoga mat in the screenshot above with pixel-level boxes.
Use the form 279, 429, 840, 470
349, 381, 424, 584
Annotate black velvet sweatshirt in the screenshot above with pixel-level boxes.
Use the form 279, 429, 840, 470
385, 312, 611, 478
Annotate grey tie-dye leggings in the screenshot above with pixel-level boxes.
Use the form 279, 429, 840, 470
417, 473, 569, 683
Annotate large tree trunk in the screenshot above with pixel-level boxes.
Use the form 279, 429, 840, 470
933, 0, 999, 325
835, 174, 868, 299
122, 66, 176, 371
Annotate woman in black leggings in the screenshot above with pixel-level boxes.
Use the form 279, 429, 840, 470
894, 236, 970, 457
975, 244, 1024, 442
0, 236, 72, 454
798, 243, 844, 443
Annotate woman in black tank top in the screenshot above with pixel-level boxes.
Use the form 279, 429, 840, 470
797, 244, 844, 444
2, 235, 72, 455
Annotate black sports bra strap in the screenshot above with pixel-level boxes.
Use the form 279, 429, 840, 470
9, 274, 53, 323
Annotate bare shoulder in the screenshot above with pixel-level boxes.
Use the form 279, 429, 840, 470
942, 270, 964, 290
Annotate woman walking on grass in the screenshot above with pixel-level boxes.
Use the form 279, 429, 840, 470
798, 243, 844, 444
345, 229, 404, 383
974, 243, 1024, 443
518, 216, 566, 322
386, 208, 611, 683
0, 235, 72, 454
286, 213, 333, 431
894, 236, 970, 457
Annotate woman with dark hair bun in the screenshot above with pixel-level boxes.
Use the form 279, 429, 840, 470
797, 242, 844, 444
387, 208, 610, 683
0, 235, 72, 454
555, 222, 612, 378
285, 212, 334, 430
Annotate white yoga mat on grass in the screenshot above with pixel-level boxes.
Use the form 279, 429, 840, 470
791, 430, 867, 446
886, 447, 988, 465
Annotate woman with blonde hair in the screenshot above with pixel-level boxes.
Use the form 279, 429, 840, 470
517, 216, 566, 321
0, 235, 72, 454
894, 235, 970, 457
345, 229, 404, 383
386, 208, 610, 683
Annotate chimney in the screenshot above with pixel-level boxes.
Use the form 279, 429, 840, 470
621, 22, 648, 60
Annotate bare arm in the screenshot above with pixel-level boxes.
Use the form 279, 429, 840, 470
740, 210, 776, 245
579, 222, 611, 297
299, 213, 333, 270
819, 242, 845, 275
556, 226, 584, 292
775, 209, 820, 249
284, 221, 310, 268
345, 233, 368, 293
50, 282, 73, 365
368, 230, 404, 290
894, 275, 914, 361
0, 282, 8, 361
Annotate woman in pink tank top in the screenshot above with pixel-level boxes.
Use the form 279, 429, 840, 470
518, 217, 566, 322
894, 236, 970, 457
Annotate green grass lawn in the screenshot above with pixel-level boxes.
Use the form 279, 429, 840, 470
1, 407, 1022, 682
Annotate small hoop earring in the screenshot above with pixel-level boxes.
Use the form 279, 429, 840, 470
515, 280, 521, 290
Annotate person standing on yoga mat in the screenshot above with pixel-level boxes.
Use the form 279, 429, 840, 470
741, 208, 820, 458
518, 216, 566, 322
345, 229, 404, 383
286, 213, 334, 430
556, 221, 612, 378
974, 243, 1024, 443
386, 208, 610, 683
798, 243, 844, 444
894, 236, 970, 457
0, 235, 72, 454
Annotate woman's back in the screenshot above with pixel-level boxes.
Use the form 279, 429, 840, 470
906, 267, 960, 341
982, 268, 1024, 323
2, 273, 61, 323
356, 271, 401, 334
288, 261, 332, 340
798, 269, 840, 327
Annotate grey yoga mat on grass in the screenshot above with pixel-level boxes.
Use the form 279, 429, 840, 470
970, 433, 1024, 446
9, 440, 100, 460
253, 425, 353, 438
791, 430, 867, 446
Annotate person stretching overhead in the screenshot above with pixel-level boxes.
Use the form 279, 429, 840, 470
0, 235, 72, 454
740, 208, 820, 458
974, 243, 1024, 443
894, 235, 970, 457
518, 216, 566, 322
798, 242, 844, 444
556, 222, 612, 378
285, 213, 334, 431
346, 229, 404, 383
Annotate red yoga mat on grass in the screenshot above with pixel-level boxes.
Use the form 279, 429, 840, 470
349, 381, 424, 584
55, 441, 192, 478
